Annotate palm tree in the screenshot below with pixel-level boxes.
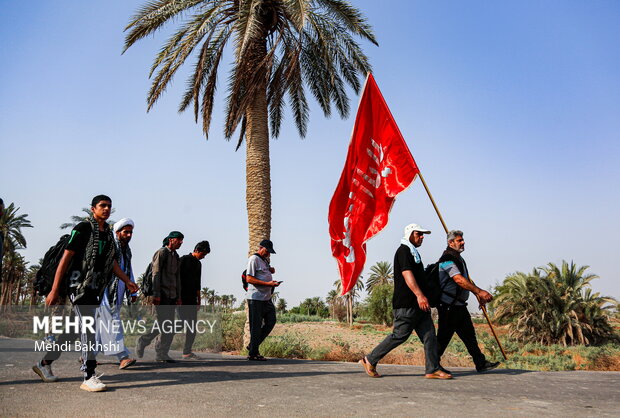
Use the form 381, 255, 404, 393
492, 261, 617, 346
365, 261, 393, 294
0, 202, 33, 254
1, 251, 27, 306
124, 0, 376, 252
334, 277, 364, 325
200, 286, 211, 310
60, 207, 115, 230
276, 297, 287, 313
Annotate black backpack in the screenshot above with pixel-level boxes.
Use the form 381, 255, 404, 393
423, 262, 443, 308
34, 234, 71, 296
241, 270, 248, 291
141, 263, 154, 296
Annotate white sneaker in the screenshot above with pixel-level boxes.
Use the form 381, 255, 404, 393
80, 373, 107, 392
32, 361, 58, 382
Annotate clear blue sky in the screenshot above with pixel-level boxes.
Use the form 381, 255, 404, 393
1, 1, 618, 307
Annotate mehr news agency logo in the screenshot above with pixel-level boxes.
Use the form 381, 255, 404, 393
33, 314, 218, 352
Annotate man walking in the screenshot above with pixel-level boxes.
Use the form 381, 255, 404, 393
33, 195, 139, 392
245, 239, 280, 361
136, 231, 183, 363
96, 218, 138, 369
178, 240, 210, 359
436, 230, 499, 373
360, 223, 451, 379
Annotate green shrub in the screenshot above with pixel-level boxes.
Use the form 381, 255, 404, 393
260, 333, 311, 358
278, 313, 325, 323
365, 283, 393, 326
221, 312, 246, 351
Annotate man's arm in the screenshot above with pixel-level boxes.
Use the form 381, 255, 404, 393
402, 270, 430, 312
452, 274, 492, 304
151, 249, 164, 304
45, 249, 74, 306
245, 275, 280, 287
112, 261, 139, 294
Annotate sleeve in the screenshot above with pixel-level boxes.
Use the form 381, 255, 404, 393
246, 256, 259, 278
176, 254, 181, 300
66, 222, 90, 253
151, 248, 164, 299
440, 261, 461, 278
179, 256, 190, 283
397, 247, 414, 273
195, 263, 202, 296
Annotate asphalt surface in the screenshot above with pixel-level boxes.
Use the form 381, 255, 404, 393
0, 337, 618, 417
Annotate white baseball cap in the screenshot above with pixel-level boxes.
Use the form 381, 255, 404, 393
404, 223, 431, 238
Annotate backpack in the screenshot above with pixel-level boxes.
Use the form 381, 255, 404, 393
141, 262, 154, 296
423, 262, 443, 308
241, 270, 248, 291
34, 234, 71, 296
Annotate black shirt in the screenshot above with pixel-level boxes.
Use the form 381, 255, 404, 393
392, 244, 426, 309
65, 221, 112, 303
179, 254, 202, 305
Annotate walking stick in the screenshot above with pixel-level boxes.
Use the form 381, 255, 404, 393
418, 172, 508, 360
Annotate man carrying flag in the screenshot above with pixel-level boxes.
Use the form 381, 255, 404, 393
359, 223, 451, 379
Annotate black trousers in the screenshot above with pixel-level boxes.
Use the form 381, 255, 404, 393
137, 297, 177, 358
247, 299, 276, 356
177, 305, 198, 355
437, 304, 486, 368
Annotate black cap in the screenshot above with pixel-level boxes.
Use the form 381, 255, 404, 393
259, 239, 276, 254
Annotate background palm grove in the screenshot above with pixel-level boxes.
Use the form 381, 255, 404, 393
1, 0, 619, 371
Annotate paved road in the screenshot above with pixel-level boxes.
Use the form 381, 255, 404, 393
0, 337, 618, 417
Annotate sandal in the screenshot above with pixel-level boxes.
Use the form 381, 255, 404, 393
247, 355, 267, 361
425, 370, 453, 379
119, 358, 137, 370
359, 357, 381, 378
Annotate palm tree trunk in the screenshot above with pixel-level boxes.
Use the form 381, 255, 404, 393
244, 40, 271, 254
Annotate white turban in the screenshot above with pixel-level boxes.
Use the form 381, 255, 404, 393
113, 218, 135, 233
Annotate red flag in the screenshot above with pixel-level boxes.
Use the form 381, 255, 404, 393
328, 74, 419, 295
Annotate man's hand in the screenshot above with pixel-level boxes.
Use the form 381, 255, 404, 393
126, 281, 139, 294
131, 295, 137, 303
270, 280, 281, 287
475, 289, 493, 304
269, 267, 276, 274
416, 293, 430, 312
153, 297, 161, 306
176, 299, 182, 305
45, 289, 60, 306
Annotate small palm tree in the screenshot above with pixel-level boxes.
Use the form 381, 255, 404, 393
60, 207, 115, 230
492, 261, 617, 346
124, 0, 377, 252
365, 261, 393, 294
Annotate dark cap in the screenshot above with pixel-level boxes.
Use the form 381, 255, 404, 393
167, 231, 184, 239
259, 239, 276, 254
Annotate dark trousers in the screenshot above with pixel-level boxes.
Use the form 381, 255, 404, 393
366, 307, 439, 374
437, 304, 486, 368
137, 297, 177, 358
177, 305, 198, 355
248, 299, 276, 356
43, 303, 98, 378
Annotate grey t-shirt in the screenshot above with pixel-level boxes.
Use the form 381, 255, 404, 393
245, 254, 273, 301
439, 260, 470, 306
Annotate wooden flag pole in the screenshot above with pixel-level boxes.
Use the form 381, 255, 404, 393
417, 172, 508, 360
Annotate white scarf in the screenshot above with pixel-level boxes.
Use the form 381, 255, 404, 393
400, 238, 421, 264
